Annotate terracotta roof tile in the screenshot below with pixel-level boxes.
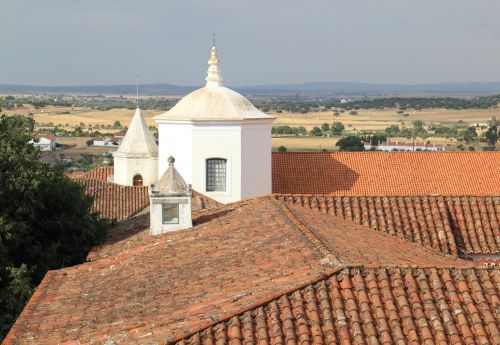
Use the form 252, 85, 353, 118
272, 152, 500, 196
80, 166, 114, 181
275, 194, 500, 256
4, 198, 330, 344
76, 168, 222, 220
78, 178, 150, 222
177, 266, 500, 345
4, 197, 470, 344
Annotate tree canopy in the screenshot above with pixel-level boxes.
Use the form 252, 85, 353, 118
0, 115, 112, 340
336, 136, 365, 151
485, 117, 498, 146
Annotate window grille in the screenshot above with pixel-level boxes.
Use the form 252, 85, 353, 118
206, 158, 226, 192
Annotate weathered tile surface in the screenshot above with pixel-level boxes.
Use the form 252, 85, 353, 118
178, 266, 499, 345
4, 197, 472, 344
275, 194, 500, 256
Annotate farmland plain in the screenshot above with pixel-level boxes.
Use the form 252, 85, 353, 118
3, 102, 498, 151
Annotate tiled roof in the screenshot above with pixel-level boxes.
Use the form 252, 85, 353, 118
78, 178, 222, 222
80, 166, 114, 181
177, 266, 499, 345
4, 197, 470, 344
272, 152, 500, 196
275, 195, 500, 256
192, 189, 222, 211
79, 179, 150, 221
34, 133, 56, 141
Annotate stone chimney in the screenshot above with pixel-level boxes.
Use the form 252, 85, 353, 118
149, 156, 192, 235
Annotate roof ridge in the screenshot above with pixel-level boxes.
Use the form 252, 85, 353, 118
278, 201, 343, 267
274, 194, 469, 259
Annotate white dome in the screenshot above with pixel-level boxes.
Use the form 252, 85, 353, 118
155, 45, 274, 122
155, 86, 274, 121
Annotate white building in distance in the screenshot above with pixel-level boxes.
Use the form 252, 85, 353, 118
113, 107, 158, 186
30, 134, 56, 151
155, 45, 275, 203
364, 141, 446, 151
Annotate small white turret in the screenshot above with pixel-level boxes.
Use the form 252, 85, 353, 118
150, 156, 192, 234
113, 107, 158, 186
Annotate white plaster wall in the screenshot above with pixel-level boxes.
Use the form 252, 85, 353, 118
157, 121, 193, 184
150, 196, 192, 235
157, 119, 273, 204
114, 156, 158, 186
241, 121, 273, 199
192, 122, 241, 203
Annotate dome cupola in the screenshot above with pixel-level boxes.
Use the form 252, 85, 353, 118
155, 43, 275, 203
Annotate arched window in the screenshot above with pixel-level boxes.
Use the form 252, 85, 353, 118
133, 174, 143, 187
206, 158, 226, 192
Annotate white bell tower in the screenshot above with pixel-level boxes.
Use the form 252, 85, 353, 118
155, 44, 275, 203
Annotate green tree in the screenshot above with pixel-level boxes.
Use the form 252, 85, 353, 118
385, 125, 400, 136
320, 123, 330, 133
462, 126, 477, 145
368, 134, 387, 145
310, 126, 323, 136
0, 115, 111, 340
297, 126, 307, 135
412, 120, 424, 128
113, 120, 122, 128
277, 145, 287, 152
331, 122, 345, 135
336, 136, 365, 151
485, 118, 498, 146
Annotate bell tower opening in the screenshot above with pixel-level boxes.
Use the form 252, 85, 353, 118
133, 174, 143, 187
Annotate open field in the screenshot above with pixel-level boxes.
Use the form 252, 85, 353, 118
272, 136, 339, 151
272, 108, 498, 131
4, 104, 498, 131
3, 105, 160, 129
4, 103, 498, 151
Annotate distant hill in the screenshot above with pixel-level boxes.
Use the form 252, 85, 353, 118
1, 81, 500, 96
240, 81, 500, 94
0, 83, 196, 95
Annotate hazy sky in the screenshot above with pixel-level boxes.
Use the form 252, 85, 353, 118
2, 0, 500, 86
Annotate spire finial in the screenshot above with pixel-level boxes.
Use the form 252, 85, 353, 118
168, 155, 175, 166
135, 75, 139, 109
205, 37, 223, 87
